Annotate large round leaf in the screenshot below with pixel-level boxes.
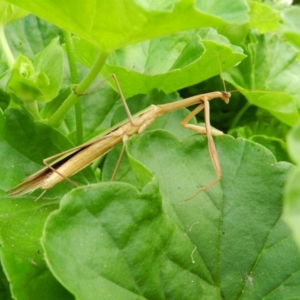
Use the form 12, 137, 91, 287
42, 133, 299, 299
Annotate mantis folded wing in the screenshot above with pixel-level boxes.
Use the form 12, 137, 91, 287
7, 91, 230, 197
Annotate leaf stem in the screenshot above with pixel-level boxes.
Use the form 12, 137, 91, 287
47, 50, 109, 127
0, 25, 14, 69
63, 30, 83, 144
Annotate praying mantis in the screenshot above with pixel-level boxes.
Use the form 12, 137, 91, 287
7, 74, 230, 198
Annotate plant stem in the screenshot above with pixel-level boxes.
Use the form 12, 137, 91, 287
47, 50, 109, 127
0, 25, 14, 69
63, 30, 83, 144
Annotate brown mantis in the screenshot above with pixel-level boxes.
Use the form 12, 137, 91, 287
7, 74, 230, 198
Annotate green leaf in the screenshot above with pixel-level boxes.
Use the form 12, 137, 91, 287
249, 2, 280, 33
284, 118, 300, 251
229, 114, 290, 162
281, 5, 300, 50
0, 1, 28, 25
74, 28, 245, 99
284, 168, 300, 249
0, 191, 74, 300
287, 119, 300, 165
2, 108, 97, 196
251, 135, 289, 162
7, 54, 44, 102
41, 132, 299, 299
4, 108, 74, 163
128, 132, 300, 299
281, 6, 300, 35
0, 263, 12, 300
32, 37, 63, 102
0, 110, 94, 300
0, 61, 8, 78
7, 38, 63, 103
43, 181, 220, 300
35, 69, 50, 89
224, 33, 300, 126
4, 15, 63, 60
0, 89, 10, 111
0, 110, 74, 300
4, 0, 250, 51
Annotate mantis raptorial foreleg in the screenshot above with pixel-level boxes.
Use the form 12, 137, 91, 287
181, 97, 222, 200
181, 103, 223, 135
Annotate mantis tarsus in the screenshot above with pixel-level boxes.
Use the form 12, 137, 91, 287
7, 74, 230, 198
